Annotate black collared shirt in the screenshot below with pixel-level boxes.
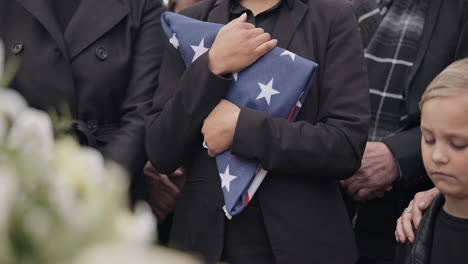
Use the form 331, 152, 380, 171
229, 0, 284, 34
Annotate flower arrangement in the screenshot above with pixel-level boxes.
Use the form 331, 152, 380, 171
0, 40, 199, 264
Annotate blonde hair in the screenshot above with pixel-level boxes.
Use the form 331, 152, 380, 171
420, 58, 468, 109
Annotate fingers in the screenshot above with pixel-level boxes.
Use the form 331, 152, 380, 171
396, 200, 415, 243
341, 169, 365, 191
395, 217, 406, 243
143, 161, 157, 175
146, 185, 175, 213
251, 32, 271, 47
416, 187, 439, 210
353, 188, 372, 201
374, 190, 385, 199
207, 149, 216, 157
246, 27, 265, 38
238, 22, 256, 30
151, 204, 168, 223
347, 178, 365, 196
411, 203, 423, 230
170, 167, 185, 177
143, 163, 184, 224
400, 200, 415, 242
254, 39, 277, 57
412, 188, 439, 229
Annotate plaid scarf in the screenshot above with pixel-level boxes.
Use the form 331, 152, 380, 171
353, 0, 429, 141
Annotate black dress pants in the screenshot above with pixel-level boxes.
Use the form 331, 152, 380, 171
221, 197, 277, 264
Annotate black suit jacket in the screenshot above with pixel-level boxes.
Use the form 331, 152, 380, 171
0, 0, 165, 179
146, 0, 370, 263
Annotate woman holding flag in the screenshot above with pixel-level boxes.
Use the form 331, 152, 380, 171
145, 0, 370, 262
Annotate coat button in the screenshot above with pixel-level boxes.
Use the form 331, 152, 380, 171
11, 42, 24, 54
95, 46, 108, 60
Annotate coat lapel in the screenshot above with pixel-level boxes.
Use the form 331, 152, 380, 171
272, 0, 307, 49
15, 0, 69, 59
405, 0, 443, 94
64, 0, 129, 60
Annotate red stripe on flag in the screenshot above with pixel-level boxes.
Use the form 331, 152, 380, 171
287, 105, 297, 121
244, 193, 250, 207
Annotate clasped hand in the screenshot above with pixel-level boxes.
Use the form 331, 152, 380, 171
340, 142, 399, 201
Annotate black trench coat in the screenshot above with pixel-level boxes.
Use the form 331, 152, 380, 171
0, 0, 165, 179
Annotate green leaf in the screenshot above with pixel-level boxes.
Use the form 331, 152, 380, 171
0, 57, 20, 88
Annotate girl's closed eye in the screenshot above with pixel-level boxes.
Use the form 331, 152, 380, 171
424, 137, 435, 145
450, 140, 467, 150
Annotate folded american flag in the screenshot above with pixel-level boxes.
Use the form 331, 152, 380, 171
161, 12, 317, 218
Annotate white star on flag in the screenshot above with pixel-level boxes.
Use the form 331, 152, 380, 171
219, 165, 237, 192
233, 72, 238, 81
191, 38, 209, 62
256, 78, 280, 105
281, 50, 296, 61
169, 33, 179, 49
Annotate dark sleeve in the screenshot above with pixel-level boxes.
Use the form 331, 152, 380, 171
230, 2, 370, 180
383, 127, 427, 189
455, 3, 468, 59
100, 0, 165, 176
383, 5, 468, 190
145, 45, 232, 174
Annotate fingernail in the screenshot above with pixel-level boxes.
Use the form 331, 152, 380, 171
419, 201, 425, 207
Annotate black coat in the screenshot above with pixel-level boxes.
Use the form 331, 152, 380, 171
350, 1, 468, 260
395, 194, 445, 264
383, 0, 468, 188
145, 0, 370, 263
0, 0, 165, 178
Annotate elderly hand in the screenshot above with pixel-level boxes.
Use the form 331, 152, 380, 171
143, 162, 186, 222
202, 99, 240, 157
395, 187, 439, 243
340, 142, 399, 201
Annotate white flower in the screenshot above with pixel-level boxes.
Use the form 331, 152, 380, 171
0, 114, 7, 142
71, 244, 202, 264
79, 147, 107, 184
7, 108, 54, 163
131, 203, 157, 243
116, 202, 156, 245
0, 88, 27, 119
0, 163, 18, 264
0, 87, 189, 263
0, 164, 17, 233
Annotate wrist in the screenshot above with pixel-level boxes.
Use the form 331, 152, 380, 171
208, 50, 226, 75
